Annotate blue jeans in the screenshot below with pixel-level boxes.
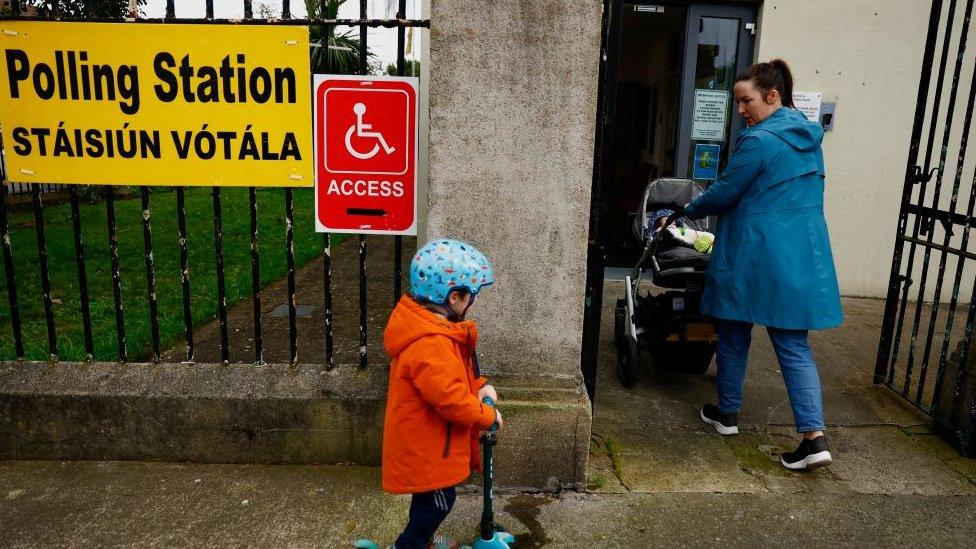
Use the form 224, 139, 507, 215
715, 320, 826, 433
395, 487, 456, 549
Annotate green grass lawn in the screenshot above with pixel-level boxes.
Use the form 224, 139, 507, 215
0, 187, 340, 362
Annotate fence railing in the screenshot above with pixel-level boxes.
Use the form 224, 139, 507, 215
1, 1, 427, 368
3, 183, 69, 196
876, 0, 976, 456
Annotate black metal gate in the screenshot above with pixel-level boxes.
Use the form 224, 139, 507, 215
582, 0, 623, 403
1, 1, 427, 368
877, 0, 976, 456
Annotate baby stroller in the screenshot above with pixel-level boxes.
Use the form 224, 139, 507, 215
613, 178, 719, 387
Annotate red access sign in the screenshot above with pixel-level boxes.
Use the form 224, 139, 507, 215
314, 75, 418, 234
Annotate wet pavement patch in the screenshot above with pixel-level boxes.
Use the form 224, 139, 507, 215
503, 494, 554, 548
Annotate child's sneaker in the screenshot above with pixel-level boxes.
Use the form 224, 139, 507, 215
428, 534, 460, 549
780, 435, 832, 471
699, 403, 739, 435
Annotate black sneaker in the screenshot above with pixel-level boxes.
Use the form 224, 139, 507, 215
781, 435, 833, 471
700, 404, 738, 435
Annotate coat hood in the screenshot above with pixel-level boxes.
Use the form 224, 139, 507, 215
749, 107, 824, 153
384, 294, 478, 358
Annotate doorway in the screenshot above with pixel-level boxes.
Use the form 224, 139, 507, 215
581, 0, 759, 400
598, 1, 758, 269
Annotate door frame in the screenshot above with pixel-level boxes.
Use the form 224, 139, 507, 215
582, 0, 760, 404
581, 0, 624, 403
674, 3, 758, 177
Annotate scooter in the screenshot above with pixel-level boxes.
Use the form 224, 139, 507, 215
353, 397, 514, 549
472, 397, 516, 549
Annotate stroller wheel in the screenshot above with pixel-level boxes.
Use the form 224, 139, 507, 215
615, 301, 640, 387
617, 337, 640, 388
652, 342, 715, 375
614, 299, 626, 345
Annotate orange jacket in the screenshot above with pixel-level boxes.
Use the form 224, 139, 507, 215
381, 295, 497, 494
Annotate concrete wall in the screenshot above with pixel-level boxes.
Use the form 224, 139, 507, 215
0, 361, 589, 489
756, 0, 932, 298
426, 0, 603, 376
423, 0, 601, 486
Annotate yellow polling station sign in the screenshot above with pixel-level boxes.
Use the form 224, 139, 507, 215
0, 21, 313, 186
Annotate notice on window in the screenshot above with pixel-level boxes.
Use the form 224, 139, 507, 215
692, 89, 729, 141
793, 92, 823, 123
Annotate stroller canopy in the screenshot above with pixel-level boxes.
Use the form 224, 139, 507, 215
634, 178, 708, 241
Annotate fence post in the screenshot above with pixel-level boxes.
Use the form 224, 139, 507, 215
176, 187, 194, 362
69, 188, 94, 361
140, 187, 161, 362
0, 183, 25, 359
32, 186, 58, 361
105, 188, 127, 362
213, 188, 229, 364
358, 0, 369, 370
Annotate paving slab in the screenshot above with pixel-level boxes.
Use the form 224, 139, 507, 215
585, 436, 626, 494
609, 428, 764, 494
0, 460, 407, 548
763, 425, 976, 496
591, 281, 976, 499
595, 284, 923, 430
2, 460, 976, 548
526, 492, 976, 548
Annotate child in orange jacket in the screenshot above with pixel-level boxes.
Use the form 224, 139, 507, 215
381, 239, 502, 549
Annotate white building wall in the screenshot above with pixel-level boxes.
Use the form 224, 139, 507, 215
756, 0, 934, 298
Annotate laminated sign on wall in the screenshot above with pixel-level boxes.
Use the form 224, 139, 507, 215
692, 89, 729, 141
0, 22, 313, 186
792, 92, 823, 123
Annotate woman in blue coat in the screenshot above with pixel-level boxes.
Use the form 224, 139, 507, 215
680, 60, 843, 471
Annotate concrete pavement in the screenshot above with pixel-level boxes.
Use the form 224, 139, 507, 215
2, 291, 975, 547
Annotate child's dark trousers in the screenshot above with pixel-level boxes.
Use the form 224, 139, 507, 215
394, 487, 457, 548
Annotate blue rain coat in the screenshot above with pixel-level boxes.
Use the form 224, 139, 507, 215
684, 107, 843, 330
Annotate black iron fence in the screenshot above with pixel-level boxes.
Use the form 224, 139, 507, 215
1, 1, 427, 367
3, 182, 68, 196
877, 0, 976, 456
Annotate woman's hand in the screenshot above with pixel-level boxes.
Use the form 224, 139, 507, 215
664, 207, 686, 229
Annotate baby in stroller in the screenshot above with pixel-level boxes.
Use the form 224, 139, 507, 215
614, 178, 720, 387
645, 207, 715, 268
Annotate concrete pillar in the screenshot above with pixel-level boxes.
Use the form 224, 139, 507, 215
426, 0, 603, 488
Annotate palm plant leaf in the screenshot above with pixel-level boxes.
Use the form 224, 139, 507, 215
306, 0, 377, 75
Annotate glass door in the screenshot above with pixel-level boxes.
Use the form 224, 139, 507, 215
674, 4, 757, 180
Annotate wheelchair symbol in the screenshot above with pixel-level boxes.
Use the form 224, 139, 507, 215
345, 103, 396, 160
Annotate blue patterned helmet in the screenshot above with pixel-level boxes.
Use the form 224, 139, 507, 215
409, 239, 495, 305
